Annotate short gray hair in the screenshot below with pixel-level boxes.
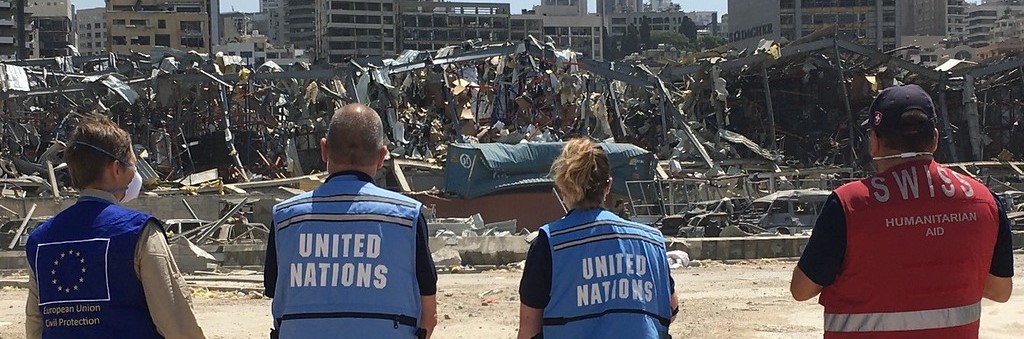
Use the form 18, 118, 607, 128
326, 103, 384, 167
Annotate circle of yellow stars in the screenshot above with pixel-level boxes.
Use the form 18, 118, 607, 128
50, 249, 85, 294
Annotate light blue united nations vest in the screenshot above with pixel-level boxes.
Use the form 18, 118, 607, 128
25, 197, 163, 339
271, 174, 423, 338
541, 209, 672, 339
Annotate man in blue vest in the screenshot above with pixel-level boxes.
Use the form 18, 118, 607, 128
24, 117, 206, 339
265, 103, 438, 338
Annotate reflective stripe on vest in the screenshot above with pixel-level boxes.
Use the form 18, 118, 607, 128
824, 302, 981, 333
276, 212, 416, 230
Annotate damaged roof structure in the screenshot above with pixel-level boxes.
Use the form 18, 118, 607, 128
657, 35, 1024, 180
0, 33, 1022, 203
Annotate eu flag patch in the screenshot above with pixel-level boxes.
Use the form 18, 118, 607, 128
34, 238, 111, 306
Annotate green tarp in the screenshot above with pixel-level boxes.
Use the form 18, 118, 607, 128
444, 142, 656, 199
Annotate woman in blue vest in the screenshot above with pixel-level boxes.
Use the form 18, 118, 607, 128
517, 138, 679, 339
24, 117, 206, 339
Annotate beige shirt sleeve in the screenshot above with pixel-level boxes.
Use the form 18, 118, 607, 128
25, 269, 42, 339
134, 221, 207, 339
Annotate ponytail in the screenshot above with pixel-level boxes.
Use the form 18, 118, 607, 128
551, 138, 612, 208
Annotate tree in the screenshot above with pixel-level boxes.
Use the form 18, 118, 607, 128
650, 31, 691, 51
622, 24, 641, 56
639, 16, 652, 50
678, 16, 698, 42
697, 35, 729, 51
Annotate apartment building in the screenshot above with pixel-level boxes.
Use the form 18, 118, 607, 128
286, 0, 316, 50
26, 0, 73, 58
516, 5, 602, 60
597, 0, 643, 16
398, 1, 510, 51
214, 34, 310, 66
992, 11, 1024, 43
0, 0, 17, 59
317, 0, 398, 63
259, 0, 286, 44
76, 7, 105, 55
221, 12, 271, 44
899, 0, 967, 37
510, 14, 543, 42
605, 11, 719, 38
965, 3, 1024, 47
106, 0, 213, 54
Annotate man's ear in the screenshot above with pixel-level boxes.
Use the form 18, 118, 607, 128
376, 146, 388, 170
868, 131, 881, 157
321, 138, 330, 165
929, 128, 939, 153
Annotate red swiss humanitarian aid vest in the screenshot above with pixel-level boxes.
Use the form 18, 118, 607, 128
822, 160, 999, 339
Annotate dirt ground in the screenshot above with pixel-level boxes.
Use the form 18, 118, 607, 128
1, 255, 1022, 339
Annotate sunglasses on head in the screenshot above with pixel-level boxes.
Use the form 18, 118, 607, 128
70, 141, 135, 168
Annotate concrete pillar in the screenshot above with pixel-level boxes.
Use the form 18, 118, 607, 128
962, 74, 982, 160
935, 87, 959, 162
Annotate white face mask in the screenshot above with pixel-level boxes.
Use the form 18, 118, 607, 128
121, 171, 143, 203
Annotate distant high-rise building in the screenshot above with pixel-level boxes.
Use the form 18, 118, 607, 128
76, 7, 105, 56
286, 0, 316, 51
965, 2, 1024, 48
260, 0, 286, 45
898, 0, 967, 43
0, 0, 21, 59
106, 0, 213, 54
728, 0, 900, 51
597, 0, 643, 15
26, 0, 73, 58
220, 12, 269, 44
398, 2, 510, 51
316, 0, 397, 63
605, 11, 719, 39
541, 0, 587, 16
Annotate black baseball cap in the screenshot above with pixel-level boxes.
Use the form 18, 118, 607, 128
864, 84, 936, 137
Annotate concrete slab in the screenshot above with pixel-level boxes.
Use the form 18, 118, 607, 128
428, 236, 531, 266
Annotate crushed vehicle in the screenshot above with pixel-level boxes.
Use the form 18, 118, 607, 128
673, 212, 768, 238
753, 189, 832, 235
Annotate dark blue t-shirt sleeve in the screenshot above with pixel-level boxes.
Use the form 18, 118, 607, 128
990, 192, 1014, 278
797, 193, 847, 287
264, 223, 278, 297
519, 231, 552, 309
416, 215, 438, 295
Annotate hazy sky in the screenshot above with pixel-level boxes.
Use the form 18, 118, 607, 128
71, 0, 727, 15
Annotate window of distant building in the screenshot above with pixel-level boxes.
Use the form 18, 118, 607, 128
131, 36, 151, 45
113, 36, 127, 45
158, 20, 166, 29
155, 34, 170, 46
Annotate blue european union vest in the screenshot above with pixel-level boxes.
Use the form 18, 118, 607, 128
541, 209, 672, 339
25, 197, 162, 339
271, 174, 423, 338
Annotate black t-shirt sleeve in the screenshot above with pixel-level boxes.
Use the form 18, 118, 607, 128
990, 192, 1015, 278
263, 223, 278, 298
796, 193, 847, 287
519, 231, 553, 309
416, 215, 438, 295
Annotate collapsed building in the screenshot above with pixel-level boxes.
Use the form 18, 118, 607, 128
0, 33, 1022, 241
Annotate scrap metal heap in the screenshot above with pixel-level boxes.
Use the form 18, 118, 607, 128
657, 35, 1024, 179
1, 35, 1022, 201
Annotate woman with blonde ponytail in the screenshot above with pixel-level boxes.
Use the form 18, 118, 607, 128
517, 138, 680, 339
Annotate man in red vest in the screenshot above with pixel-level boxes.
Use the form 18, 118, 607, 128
789, 84, 1014, 338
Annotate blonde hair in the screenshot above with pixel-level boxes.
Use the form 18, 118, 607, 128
551, 138, 611, 208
